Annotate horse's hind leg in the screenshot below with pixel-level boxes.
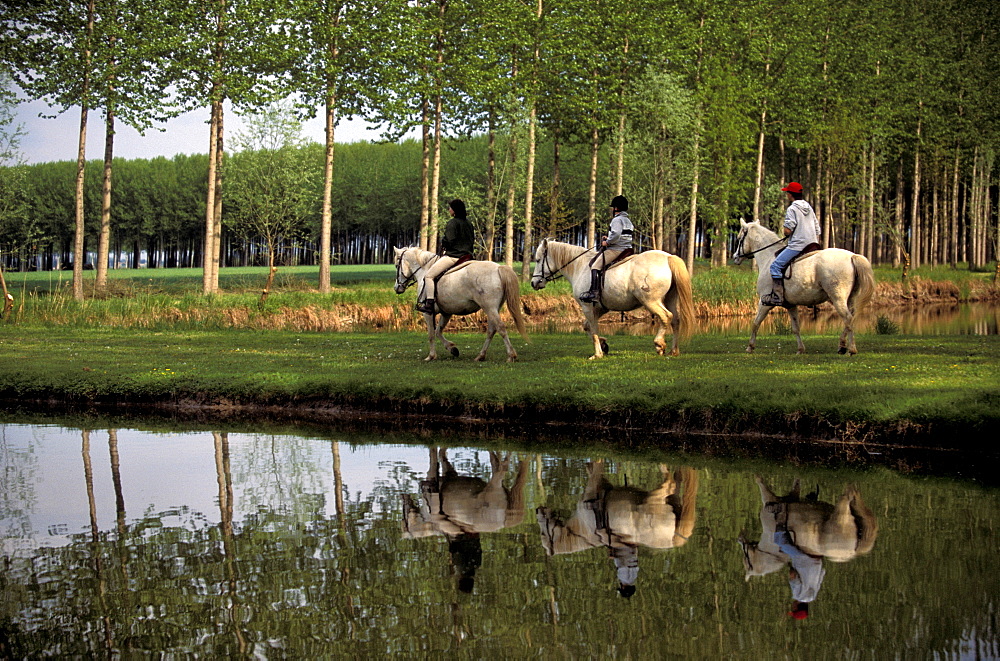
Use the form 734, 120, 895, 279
786, 306, 806, 354
645, 298, 677, 356
435, 314, 459, 358
830, 296, 858, 355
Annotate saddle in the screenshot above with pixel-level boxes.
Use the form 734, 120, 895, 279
779, 243, 821, 279
432, 253, 473, 284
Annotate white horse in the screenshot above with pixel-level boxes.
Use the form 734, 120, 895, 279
536, 461, 699, 596
738, 476, 878, 579
530, 239, 695, 359
733, 219, 875, 355
394, 247, 528, 362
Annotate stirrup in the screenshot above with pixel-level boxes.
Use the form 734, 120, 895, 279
415, 299, 436, 314
579, 292, 598, 303
760, 292, 782, 307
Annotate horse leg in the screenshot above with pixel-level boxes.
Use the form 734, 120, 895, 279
581, 308, 606, 359
423, 313, 438, 361
746, 304, 772, 353
786, 306, 807, 354
830, 296, 858, 355
755, 475, 778, 505
436, 313, 460, 358
645, 298, 676, 357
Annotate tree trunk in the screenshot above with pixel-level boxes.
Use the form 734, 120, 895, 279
504, 130, 517, 267
521, 99, 537, 278
72, 0, 96, 301
419, 98, 430, 251
587, 126, 599, 248
319, 83, 336, 293
96, 104, 113, 292
202, 97, 220, 293
483, 110, 496, 261
686, 119, 700, 273
910, 113, 923, 268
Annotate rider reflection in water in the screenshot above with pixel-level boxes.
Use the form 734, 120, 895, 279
537, 462, 698, 599
449, 533, 482, 594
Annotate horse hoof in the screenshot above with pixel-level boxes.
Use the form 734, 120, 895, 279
474, 355, 486, 362
450, 347, 460, 358
746, 346, 755, 354
599, 339, 609, 354
507, 355, 518, 363
838, 347, 848, 355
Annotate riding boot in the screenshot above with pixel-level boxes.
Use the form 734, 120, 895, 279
578, 270, 602, 303
415, 298, 436, 314
760, 278, 785, 307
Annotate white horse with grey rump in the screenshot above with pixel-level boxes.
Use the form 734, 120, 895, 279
394, 247, 528, 362
530, 239, 695, 360
733, 219, 875, 355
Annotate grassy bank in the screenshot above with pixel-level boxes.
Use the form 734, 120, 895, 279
0, 324, 995, 446
1, 261, 996, 332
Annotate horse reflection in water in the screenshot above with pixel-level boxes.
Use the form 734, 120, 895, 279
401, 448, 529, 594
739, 476, 879, 620
536, 461, 699, 597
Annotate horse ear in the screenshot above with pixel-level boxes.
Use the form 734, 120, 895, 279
740, 218, 749, 228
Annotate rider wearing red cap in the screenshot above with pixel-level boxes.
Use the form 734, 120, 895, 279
761, 182, 822, 307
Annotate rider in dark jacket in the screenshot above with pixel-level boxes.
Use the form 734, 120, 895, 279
416, 199, 475, 314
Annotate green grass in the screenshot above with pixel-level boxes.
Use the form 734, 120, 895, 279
0, 325, 995, 441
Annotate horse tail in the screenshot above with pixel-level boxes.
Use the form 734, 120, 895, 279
498, 264, 530, 341
848, 487, 879, 556
666, 254, 696, 339
673, 467, 700, 546
849, 254, 876, 316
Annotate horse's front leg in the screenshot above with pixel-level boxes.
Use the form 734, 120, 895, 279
423, 313, 438, 361
746, 304, 772, 353
580, 307, 606, 359
786, 306, 806, 354
436, 314, 459, 358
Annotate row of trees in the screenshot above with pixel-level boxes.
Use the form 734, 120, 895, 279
2, 0, 998, 294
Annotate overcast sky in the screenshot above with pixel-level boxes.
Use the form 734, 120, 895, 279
12, 97, 409, 165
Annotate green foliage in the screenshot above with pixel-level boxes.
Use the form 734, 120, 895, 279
875, 315, 900, 335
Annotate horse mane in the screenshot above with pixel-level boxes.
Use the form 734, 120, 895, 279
545, 239, 589, 264
749, 220, 781, 243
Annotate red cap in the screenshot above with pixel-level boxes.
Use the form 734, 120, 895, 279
781, 182, 803, 194
789, 609, 809, 619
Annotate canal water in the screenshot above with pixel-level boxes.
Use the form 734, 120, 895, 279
1, 421, 997, 657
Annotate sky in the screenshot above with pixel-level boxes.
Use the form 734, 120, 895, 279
12, 97, 409, 165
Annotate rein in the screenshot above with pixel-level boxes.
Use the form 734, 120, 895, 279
395, 248, 439, 291
537, 242, 596, 283
734, 234, 786, 261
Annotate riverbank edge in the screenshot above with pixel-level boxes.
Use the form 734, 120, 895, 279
1, 384, 989, 450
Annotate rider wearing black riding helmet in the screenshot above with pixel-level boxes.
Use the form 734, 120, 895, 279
579, 195, 634, 304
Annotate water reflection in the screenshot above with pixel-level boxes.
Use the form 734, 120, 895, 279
738, 476, 878, 620
402, 448, 528, 593
536, 460, 697, 598
1, 423, 998, 658
556, 302, 999, 336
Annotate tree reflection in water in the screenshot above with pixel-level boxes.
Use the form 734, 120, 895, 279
0, 423, 997, 658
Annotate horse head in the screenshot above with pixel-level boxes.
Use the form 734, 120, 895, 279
393, 246, 419, 294
530, 238, 552, 290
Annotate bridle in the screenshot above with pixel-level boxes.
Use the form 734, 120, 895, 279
733, 230, 786, 262
394, 248, 418, 291
534, 240, 595, 284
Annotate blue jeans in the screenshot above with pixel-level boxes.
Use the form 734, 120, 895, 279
770, 248, 802, 279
